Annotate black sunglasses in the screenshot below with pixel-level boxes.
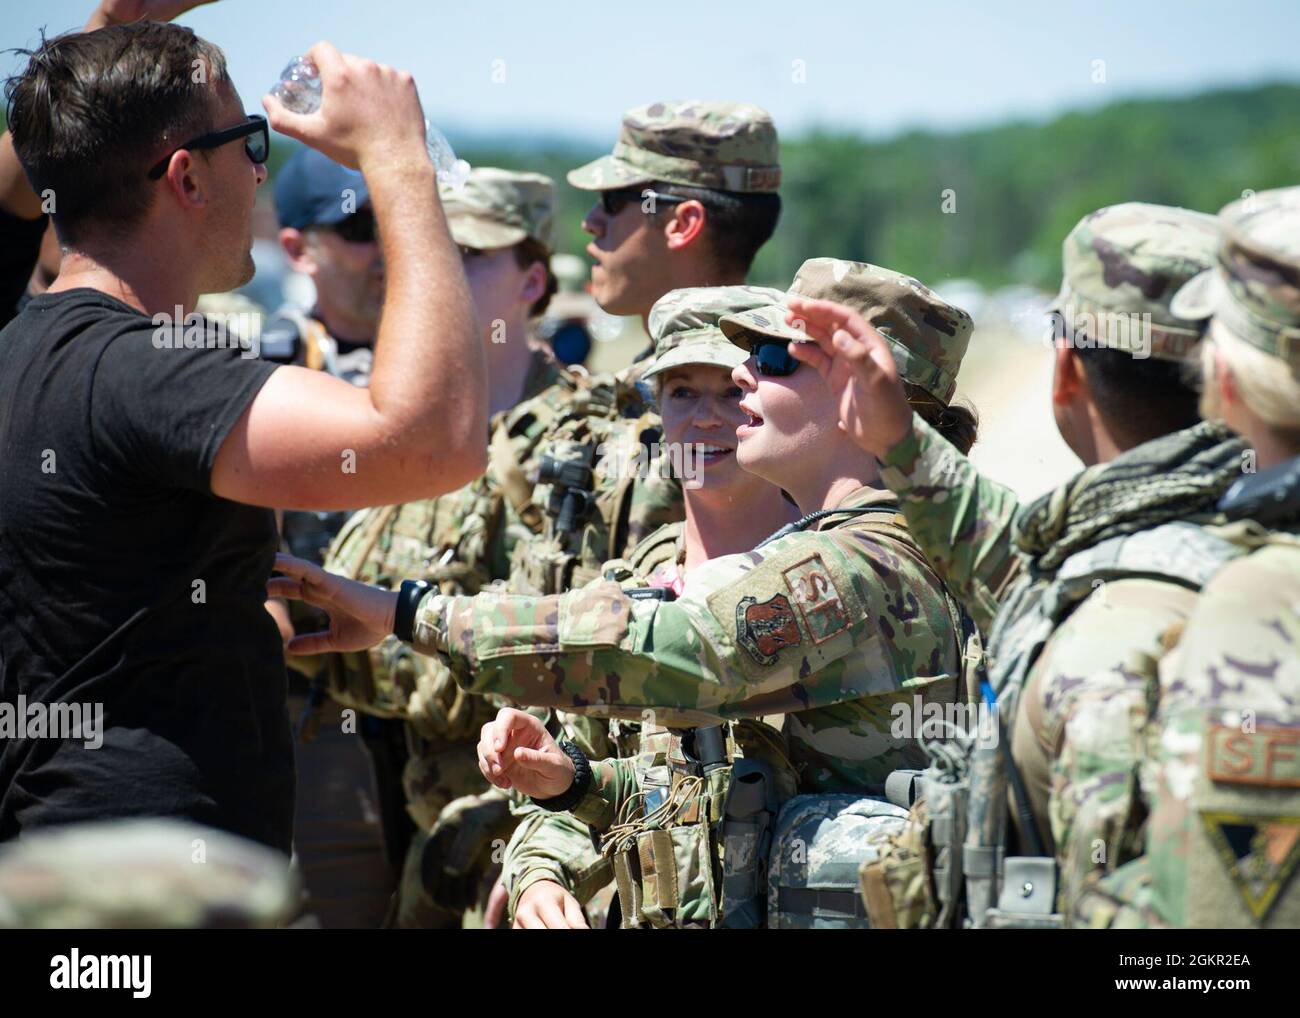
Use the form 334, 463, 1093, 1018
322, 205, 377, 244
147, 114, 269, 181
750, 336, 800, 377
600, 187, 691, 217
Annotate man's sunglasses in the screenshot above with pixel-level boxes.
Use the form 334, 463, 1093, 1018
147, 114, 269, 181
600, 187, 691, 217
750, 336, 801, 377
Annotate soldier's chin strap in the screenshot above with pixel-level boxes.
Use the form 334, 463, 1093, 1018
756, 507, 896, 549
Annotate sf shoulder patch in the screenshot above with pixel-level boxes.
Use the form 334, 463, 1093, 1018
736, 593, 802, 666
781, 555, 851, 644
1206, 725, 1300, 788
1200, 810, 1300, 921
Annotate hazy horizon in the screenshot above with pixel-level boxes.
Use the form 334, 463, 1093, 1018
7, 0, 1300, 147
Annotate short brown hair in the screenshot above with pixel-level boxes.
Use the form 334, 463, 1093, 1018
906, 383, 979, 455
5, 22, 229, 244
512, 237, 558, 318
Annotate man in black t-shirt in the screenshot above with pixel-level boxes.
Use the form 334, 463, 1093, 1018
0, 25, 486, 853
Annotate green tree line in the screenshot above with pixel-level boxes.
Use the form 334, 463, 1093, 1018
459, 82, 1300, 291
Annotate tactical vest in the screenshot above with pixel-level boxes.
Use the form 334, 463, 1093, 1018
601, 506, 981, 929
321, 493, 504, 737
601, 719, 798, 929
601, 521, 684, 587
861, 520, 1244, 929
505, 372, 685, 595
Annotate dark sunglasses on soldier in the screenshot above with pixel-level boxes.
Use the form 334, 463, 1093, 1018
750, 336, 800, 377
324, 206, 378, 244
600, 187, 691, 218
147, 114, 269, 180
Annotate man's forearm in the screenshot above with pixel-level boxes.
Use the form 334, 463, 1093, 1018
0, 134, 44, 220
362, 157, 486, 488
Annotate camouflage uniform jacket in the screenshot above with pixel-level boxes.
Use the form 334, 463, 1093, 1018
322, 347, 578, 735
1072, 465, 1300, 929
413, 484, 970, 794
878, 416, 1245, 925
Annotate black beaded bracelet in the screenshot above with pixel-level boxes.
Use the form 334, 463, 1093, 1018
531, 740, 592, 813
394, 579, 432, 643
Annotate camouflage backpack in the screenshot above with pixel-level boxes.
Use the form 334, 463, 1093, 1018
861, 521, 1243, 929
1078, 468, 1300, 929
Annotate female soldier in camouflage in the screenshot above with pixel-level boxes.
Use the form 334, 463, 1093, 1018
503, 285, 798, 928
271, 260, 981, 928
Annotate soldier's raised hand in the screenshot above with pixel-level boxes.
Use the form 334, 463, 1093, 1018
786, 296, 915, 460
477, 708, 574, 799
266, 552, 397, 653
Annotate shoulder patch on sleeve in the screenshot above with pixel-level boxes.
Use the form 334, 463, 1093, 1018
782, 554, 851, 644
735, 592, 802, 666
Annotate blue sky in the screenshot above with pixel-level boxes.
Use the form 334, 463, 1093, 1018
9, 0, 1300, 145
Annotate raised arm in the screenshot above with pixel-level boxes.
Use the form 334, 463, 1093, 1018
788, 295, 1021, 630
210, 42, 485, 510
876, 413, 1021, 632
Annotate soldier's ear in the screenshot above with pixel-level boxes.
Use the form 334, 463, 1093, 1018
1213, 345, 1241, 414
663, 200, 706, 252
519, 258, 547, 307
1051, 344, 1085, 405
278, 227, 315, 275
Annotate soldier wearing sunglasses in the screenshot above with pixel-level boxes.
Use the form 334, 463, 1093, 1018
502, 102, 787, 605
268, 262, 984, 929
569, 100, 782, 334
261, 148, 382, 386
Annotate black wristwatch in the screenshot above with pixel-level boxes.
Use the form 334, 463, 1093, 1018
394, 579, 433, 643
531, 740, 592, 813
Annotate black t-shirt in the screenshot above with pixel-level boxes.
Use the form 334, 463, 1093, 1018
0, 289, 293, 852
0, 208, 48, 331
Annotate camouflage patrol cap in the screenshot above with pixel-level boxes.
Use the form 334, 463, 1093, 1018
642, 285, 787, 380
1171, 186, 1300, 373
440, 167, 555, 249
1050, 202, 1220, 362
567, 101, 780, 194
0, 819, 298, 929
719, 258, 973, 403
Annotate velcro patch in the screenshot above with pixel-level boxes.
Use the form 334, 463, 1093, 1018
735, 593, 802, 666
781, 554, 851, 645
1200, 811, 1300, 921
1207, 725, 1300, 788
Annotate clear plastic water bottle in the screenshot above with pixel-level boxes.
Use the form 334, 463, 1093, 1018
270, 56, 470, 190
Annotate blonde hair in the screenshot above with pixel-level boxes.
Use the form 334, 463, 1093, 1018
1200, 319, 1300, 441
